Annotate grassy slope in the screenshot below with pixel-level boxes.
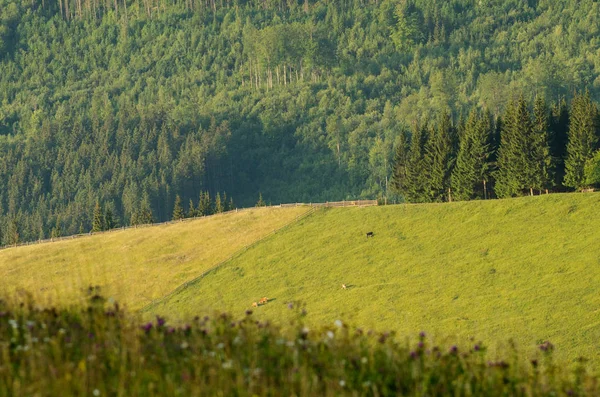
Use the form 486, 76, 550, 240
149, 193, 600, 367
0, 207, 310, 310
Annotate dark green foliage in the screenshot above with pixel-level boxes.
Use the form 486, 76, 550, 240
550, 99, 570, 188
0, 1, 599, 242
564, 93, 600, 190
451, 109, 493, 201
256, 193, 266, 207
172, 195, 185, 221
531, 95, 554, 191
91, 201, 104, 233
214, 193, 224, 214
494, 97, 535, 198
104, 207, 115, 230
424, 112, 455, 202
584, 150, 600, 187
188, 199, 196, 218
197, 191, 212, 216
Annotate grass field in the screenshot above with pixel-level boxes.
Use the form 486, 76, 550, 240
146, 193, 600, 369
0, 207, 310, 310
2, 193, 600, 369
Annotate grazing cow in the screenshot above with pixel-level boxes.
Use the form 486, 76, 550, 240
252, 302, 258, 308
259, 297, 268, 304
341, 284, 347, 290
366, 231, 374, 238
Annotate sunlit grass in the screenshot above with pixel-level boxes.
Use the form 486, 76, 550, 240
0, 207, 310, 310
148, 193, 600, 370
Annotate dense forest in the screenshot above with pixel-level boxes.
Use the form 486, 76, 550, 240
1, 0, 600, 244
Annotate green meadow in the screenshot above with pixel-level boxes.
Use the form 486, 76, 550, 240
2, 193, 600, 369
146, 193, 600, 368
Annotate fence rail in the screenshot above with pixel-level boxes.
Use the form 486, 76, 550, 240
0, 199, 378, 251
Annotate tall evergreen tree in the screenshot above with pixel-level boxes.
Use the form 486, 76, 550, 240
215, 193, 224, 213
550, 98, 570, 188
564, 92, 600, 190
256, 193, 266, 207
531, 95, 554, 192
198, 191, 212, 216
172, 195, 185, 221
451, 109, 493, 200
494, 97, 535, 197
424, 111, 455, 202
403, 122, 429, 202
104, 207, 115, 230
188, 199, 196, 218
391, 130, 411, 199
91, 201, 104, 232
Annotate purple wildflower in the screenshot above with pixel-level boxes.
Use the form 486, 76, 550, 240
419, 331, 426, 339
141, 322, 153, 333
156, 316, 166, 327
410, 351, 418, 359
474, 344, 480, 351
450, 345, 458, 354
287, 303, 294, 310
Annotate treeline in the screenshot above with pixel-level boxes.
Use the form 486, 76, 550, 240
0, 0, 600, 244
392, 93, 600, 202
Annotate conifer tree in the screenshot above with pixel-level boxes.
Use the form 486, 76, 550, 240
92, 201, 104, 232
531, 95, 554, 192
51, 217, 62, 238
8, 218, 19, 245
550, 98, 570, 188
104, 207, 115, 230
424, 112, 455, 202
222, 192, 229, 212
494, 97, 535, 197
564, 92, 599, 190
215, 193, 224, 213
198, 191, 212, 216
451, 109, 492, 200
256, 193, 266, 207
403, 122, 429, 202
229, 197, 235, 211
391, 130, 410, 199
188, 199, 196, 218
172, 194, 185, 220
136, 193, 154, 225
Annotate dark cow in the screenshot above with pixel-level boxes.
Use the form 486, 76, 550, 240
366, 231, 374, 238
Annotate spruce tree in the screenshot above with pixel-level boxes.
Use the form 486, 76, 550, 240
215, 193, 224, 213
494, 97, 535, 197
451, 109, 492, 200
188, 199, 196, 218
91, 201, 104, 232
138, 193, 154, 225
172, 194, 185, 221
229, 197, 235, 211
531, 95, 554, 192
391, 130, 410, 198
564, 92, 599, 190
398, 122, 429, 202
51, 217, 62, 238
256, 193, 266, 207
104, 207, 115, 230
424, 111, 455, 202
550, 98, 570, 188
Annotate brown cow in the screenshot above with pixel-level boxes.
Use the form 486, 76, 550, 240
252, 302, 258, 308
259, 297, 269, 305
341, 284, 347, 290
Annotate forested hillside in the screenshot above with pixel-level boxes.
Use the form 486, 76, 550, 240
1, 0, 600, 243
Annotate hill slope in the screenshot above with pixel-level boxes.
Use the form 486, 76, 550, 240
0, 207, 310, 310
147, 193, 600, 366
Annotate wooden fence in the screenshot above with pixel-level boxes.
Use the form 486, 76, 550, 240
0, 199, 378, 251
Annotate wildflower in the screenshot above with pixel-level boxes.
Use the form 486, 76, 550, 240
339, 380, 346, 387
288, 303, 294, 310
58, 328, 66, 335
450, 345, 458, 354
361, 357, 368, 364
92, 389, 100, 396
31, 337, 39, 343
180, 342, 189, 349
417, 342, 424, 349
217, 343, 225, 349
141, 322, 153, 333
410, 351, 418, 359
419, 331, 426, 339
88, 332, 94, 339
222, 360, 233, 369
326, 331, 335, 339
530, 359, 538, 368
334, 320, 343, 328
301, 326, 310, 335
156, 316, 166, 327
8, 319, 18, 329
167, 327, 176, 334
474, 344, 480, 351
